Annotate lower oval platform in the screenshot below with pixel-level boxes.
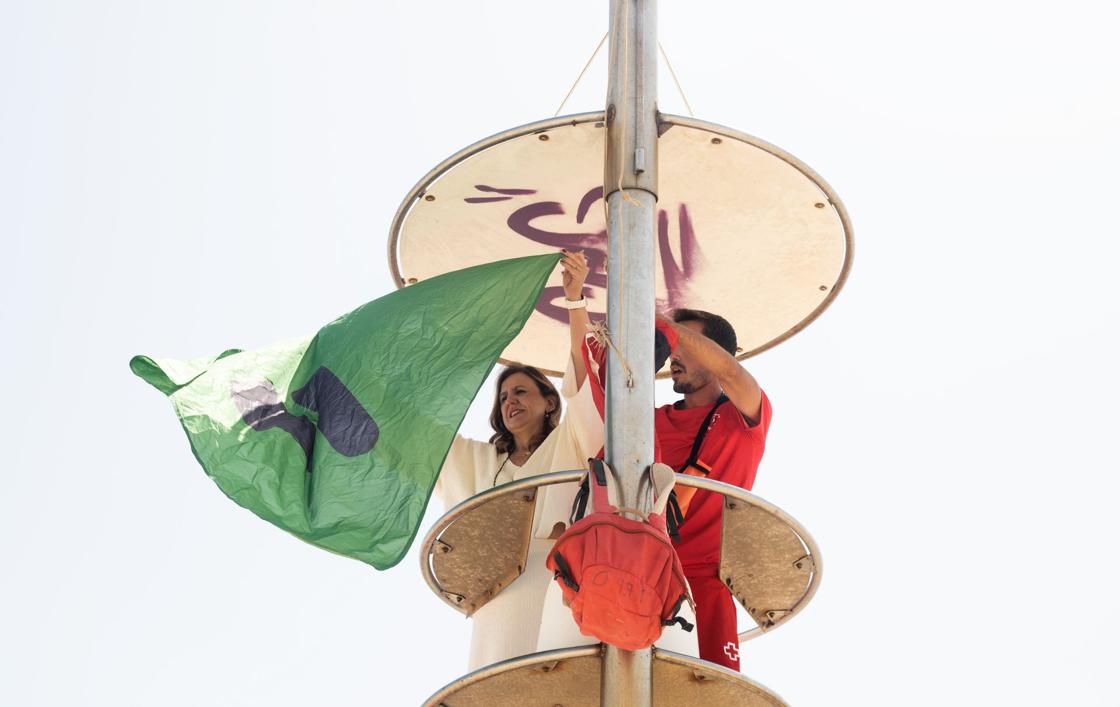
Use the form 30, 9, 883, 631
422, 646, 788, 707
420, 471, 821, 642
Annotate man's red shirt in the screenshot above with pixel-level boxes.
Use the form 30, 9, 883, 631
654, 391, 772, 569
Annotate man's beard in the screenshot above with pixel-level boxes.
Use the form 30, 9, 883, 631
672, 367, 707, 396
673, 376, 701, 394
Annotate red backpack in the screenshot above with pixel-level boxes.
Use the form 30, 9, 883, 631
546, 459, 694, 650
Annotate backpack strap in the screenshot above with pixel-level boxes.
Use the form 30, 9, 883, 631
569, 476, 590, 524
648, 463, 676, 516
665, 494, 685, 542
644, 463, 676, 532
575, 460, 668, 523
680, 393, 730, 475
662, 593, 695, 632
551, 551, 580, 592
589, 458, 617, 514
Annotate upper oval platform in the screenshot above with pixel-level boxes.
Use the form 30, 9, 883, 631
389, 112, 853, 376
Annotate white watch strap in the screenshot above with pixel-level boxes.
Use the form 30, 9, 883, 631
561, 297, 588, 310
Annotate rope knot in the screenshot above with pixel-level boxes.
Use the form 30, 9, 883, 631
587, 322, 636, 389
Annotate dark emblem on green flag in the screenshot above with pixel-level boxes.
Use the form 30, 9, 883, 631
291, 367, 380, 456
231, 366, 379, 468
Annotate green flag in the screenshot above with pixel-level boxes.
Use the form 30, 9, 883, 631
132, 253, 561, 569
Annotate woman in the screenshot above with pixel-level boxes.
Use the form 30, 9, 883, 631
434, 250, 602, 670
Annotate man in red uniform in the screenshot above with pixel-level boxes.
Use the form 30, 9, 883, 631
655, 309, 771, 672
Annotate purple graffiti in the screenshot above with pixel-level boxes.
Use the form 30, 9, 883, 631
506, 190, 609, 323
657, 204, 703, 311
476, 185, 538, 195
459, 184, 537, 205
576, 186, 604, 223
463, 185, 539, 204
507, 201, 600, 245
466, 184, 702, 323
465, 196, 515, 203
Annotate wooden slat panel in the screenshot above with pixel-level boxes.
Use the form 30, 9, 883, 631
430, 489, 537, 616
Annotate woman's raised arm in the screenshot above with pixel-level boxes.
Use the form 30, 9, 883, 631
561, 250, 590, 389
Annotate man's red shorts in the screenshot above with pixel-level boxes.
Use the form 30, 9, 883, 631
687, 570, 740, 671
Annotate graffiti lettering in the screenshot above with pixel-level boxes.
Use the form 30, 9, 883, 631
657, 203, 703, 311
463, 184, 538, 204
466, 184, 703, 322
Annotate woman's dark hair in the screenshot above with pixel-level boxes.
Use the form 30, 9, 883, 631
488, 364, 561, 454
673, 308, 738, 356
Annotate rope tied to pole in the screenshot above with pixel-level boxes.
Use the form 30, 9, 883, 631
588, 321, 635, 389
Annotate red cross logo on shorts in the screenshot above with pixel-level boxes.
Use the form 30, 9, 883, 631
723, 641, 739, 662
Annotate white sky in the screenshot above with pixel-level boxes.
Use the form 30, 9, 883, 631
2, 1, 1118, 705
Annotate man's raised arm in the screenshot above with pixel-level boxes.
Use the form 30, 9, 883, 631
658, 313, 763, 423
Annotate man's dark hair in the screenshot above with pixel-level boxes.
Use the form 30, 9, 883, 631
672, 308, 738, 356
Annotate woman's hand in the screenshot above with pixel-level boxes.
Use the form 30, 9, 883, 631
561, 249, 589, 300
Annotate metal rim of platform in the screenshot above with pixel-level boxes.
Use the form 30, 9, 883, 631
420, 470, 822, 643
387, 111, 855, 370
421, 644, 789, 707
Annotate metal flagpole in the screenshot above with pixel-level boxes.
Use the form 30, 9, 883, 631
602, 0, 657, 705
